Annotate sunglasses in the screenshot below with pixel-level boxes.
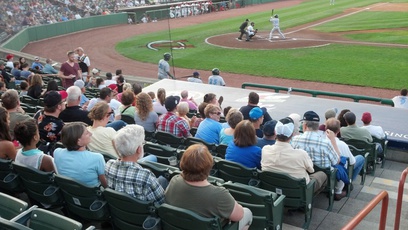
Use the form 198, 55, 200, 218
212, 112, 222, 115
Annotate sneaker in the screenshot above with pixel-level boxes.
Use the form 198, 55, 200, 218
237, 37, 242, 40
245, 39, 250, 41
334, 191, 347, 201
376, 158, 383, 165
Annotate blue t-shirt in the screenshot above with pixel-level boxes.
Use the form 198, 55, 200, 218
219, 128, 233, 145
195, 118, 222, 144
54, 148, 105, 187
225, 142, 262, 169
80, 94, 89, 106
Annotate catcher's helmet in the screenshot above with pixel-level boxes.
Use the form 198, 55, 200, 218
164, 53, 171, 61
212, 68, 220, 75
274, 14, 278, 18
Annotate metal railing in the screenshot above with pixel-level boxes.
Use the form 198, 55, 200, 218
342, 191, 389, 230
394, 167, 408, 230
241, 82, 394, 106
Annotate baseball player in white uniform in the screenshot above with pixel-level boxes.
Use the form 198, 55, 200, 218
269, 14, 285, 40
247, 22, 258, 40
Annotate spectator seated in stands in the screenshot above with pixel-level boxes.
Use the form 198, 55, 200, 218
134, 92, 158, 133
195, 104, 223, 144
105, 72, 116, 86
19, 81, 28, 96
87, 102, 120, 159
31, 56, 44, 72
249, 107, 264, 138
392, 88, 408, 109
291, 111, 337, 194
157, 95, 191, 138
325, 118, 364, 200
73, 79, 89, 108
14, 118, 55, 172
262, 117, 327, 195
5, 54, 14, 69
219, 108, 243, 145
256, 119, 277, 148
180, 90, 198, 111
34, 90, 67, 143
0, 82, 6, 92
0, 107, 16, 160
225, 120, 262, 169
27, 74, 46, 99
361, 112, 386, 163
1, 89, 31, 139
165, 144, 253, 230
59, 86, 92, 125
105, 124, 166, 204
54, 122, 107, 188
116, 90, 136, 121
116, 82, 132, 103
192, 102, 207, 128
340, 111, 373, 143
0, 60, 15, 84
153, 88, 167, 115
177, 101, 196, 128
43, 58, 58, 74
11, 61, 21, 79
19, 63, 34, 80
318, 108, 337, 132
239, 92, 272, 125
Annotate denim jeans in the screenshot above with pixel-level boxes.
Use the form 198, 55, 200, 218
106, 120, 127, 131
352, 155, 365, 181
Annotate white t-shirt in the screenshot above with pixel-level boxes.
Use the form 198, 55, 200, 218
392, 96, 408, 109
361, 125, 385, 139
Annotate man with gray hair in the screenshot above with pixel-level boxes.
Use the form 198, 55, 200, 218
105, 124, 166, 204
291, 111, 341, 193
73, 79, 89, 108
59, 86, 92, 125
180, 90, 198, 111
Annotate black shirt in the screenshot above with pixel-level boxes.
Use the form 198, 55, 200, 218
59, 106, 93, 125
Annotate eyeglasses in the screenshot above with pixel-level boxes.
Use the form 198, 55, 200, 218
212, 112, 222, 115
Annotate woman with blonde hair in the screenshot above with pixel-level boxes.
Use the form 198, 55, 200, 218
153, 88, 167, 115
177, 101, 196, 128
87, 102, 119, 159
27, 74, 45, 99
135, 92, 158, 132
225, 120, 262, 169
219, 109, 243, 145
195, 104, 222, 144
165, 144, 253, 230
116, 82, 132, 102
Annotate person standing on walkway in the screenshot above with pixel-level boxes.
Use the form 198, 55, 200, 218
158, 53, 175, 80
269, 14, 285, 40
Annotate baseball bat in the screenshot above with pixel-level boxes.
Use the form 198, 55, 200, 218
271, 9, 274, 16
175, 75, 193, 79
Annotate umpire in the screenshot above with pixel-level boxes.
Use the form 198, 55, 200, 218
238, 19, 249, 41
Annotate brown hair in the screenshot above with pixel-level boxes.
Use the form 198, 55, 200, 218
248, 92, 259, 104
234, 120, 257, 147
203, 93, 216, 103
157, 88, 166, 106
88, 102, 110, 121
136, 92, 153, 121
198, 102, 208, 118
226, 108, 243, 129
337, 109, 350, 128
0, 107, 11, 141
1, 89, 19, 109
61, 122, 87, 151
180, 144, 213, 182
30, 74, 43, 87
325, 118, 340, 134
121, 90, 135, 106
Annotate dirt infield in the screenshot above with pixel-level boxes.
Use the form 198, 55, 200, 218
22, 0, 405, 99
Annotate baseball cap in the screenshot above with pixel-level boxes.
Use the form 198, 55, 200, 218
324, 108, 337, 120
74, 79, 85, 89
108, 84, 118, 91
301, 111, 320, 122
165, 95, 180, 111
262, 120, 277, 136
92, 68, 100, 74
361, 112, 372, 123
193, 71, 199, 77
6, 54, 13, 60
43, 90, 67, 107
34, 56, 39, 60
275, 117, 294, 137
249, 107, 263, 120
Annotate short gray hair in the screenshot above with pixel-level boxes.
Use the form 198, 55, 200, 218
304, 121, 319, 131
66, 86, 82, 102
114, 124, 145, 158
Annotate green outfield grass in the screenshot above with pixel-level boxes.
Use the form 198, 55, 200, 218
116, 0, 408, 90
